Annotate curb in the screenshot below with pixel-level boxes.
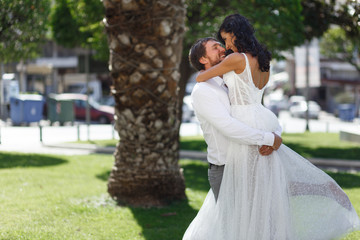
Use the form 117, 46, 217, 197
180, 150, 207, 161
309, 158, 360, 168
44, 143, 115, 154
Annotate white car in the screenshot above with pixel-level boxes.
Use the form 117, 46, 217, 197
288, 95, 306, 109
289, 100, 321, 119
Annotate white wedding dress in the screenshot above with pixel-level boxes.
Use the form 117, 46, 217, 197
183, 53, 360, 240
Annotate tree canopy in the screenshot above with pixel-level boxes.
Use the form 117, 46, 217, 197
2, 0, 358, 68
184, 0, 305, 59
48, 0, 359, 62
50, 0, 107, 60
301, 0, 359, 41
0, 0, 51, 63
49, 0, 306, 61
320, 27, 360, 72
312, 0, 359, 72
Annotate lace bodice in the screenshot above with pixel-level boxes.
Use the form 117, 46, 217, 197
223, 53, 265, 106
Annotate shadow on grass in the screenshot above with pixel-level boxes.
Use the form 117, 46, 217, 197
326, 171, 360, 189
129, 199, 198, 240
95, 160, 208, 240
180, 139, 207, 152
0, 152, 67, 168
96, 160, 360, 239
129, 160, 208, 240
181, 159, 209, 191
285, 143, 360, 160
96, 170, 110, 181
180, 134, 360, 160
95, 160, 210, 192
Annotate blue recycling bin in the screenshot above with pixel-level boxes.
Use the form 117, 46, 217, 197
338, 104, 355, 122
10, 95, 45, 125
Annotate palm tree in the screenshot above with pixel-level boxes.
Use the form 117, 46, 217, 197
102, 0, 186, 206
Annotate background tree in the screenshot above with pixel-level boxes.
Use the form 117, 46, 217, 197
315, 0, 360, 72
50, 0, 107, 60
50, 0, 81, 48
0, 0, 51, 63
103, 0, 186, 206
301, 0, 359, 40
320, 27, 359, 72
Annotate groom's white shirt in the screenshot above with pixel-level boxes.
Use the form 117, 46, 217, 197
191, 76, 280, 166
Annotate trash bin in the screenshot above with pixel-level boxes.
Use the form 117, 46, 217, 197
47, 94, 75, 125
338, 104, 355, 122
10, 94, 45, 125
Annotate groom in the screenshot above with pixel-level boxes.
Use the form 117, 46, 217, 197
189, 37, 282, 200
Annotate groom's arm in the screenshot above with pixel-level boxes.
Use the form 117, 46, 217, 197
192, 86, 276, 147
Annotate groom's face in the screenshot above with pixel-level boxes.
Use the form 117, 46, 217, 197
203, 40, 226, 69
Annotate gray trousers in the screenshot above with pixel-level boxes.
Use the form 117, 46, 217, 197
208, 164, 225, 201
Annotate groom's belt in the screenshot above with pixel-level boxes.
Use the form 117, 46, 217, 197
208, 163, 225, 169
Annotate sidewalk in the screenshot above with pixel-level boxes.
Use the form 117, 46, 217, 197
0, 122, 359, 172
40, 143, 360, 172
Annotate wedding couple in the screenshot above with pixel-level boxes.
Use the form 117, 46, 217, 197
183, 14, 360, 240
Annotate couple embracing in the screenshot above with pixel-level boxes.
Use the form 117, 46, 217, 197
183, 14, 360, 240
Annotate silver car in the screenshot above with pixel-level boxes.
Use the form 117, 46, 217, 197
289, 100, 321, 119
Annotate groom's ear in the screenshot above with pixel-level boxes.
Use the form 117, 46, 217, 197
199, 56, 208, 65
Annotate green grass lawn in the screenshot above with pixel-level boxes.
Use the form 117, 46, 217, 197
0, 152, 359, 239
77, 132, 360, 160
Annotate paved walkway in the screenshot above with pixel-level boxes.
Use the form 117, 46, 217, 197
0, 122, 359, 173
2, 142, 357, 173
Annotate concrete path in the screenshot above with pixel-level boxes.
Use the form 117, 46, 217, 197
3, 142, 357, 173
0, 122, 359, 173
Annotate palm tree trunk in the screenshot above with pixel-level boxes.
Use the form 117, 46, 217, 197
103, 0, 186, 206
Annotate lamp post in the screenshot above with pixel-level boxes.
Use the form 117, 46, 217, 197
305, 40, 310, 131
85, 49, 91, 141
0, 63, 4, 120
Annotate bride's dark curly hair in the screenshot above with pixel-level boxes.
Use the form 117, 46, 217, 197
217, 14, 271, 72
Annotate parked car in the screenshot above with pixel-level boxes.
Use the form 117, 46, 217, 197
289, 100, 321, 119
264, 90, 289, 117
288, 95, 306, 109
55, 93, 114, 124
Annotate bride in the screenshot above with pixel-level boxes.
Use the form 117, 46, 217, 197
183, 14, 360, 240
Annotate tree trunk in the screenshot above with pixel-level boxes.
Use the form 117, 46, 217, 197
103, 0, 186, 207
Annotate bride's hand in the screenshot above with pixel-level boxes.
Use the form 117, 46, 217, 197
259, 145, 274, 156
272, 133, 282, 150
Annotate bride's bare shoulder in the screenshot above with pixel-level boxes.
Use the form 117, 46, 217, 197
225, 52, 246, 74
226, 52, 245, 61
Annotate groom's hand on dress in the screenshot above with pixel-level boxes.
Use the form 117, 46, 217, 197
259, 145, 274, 156
272, 133, 282, 150
259, 134, 282, 155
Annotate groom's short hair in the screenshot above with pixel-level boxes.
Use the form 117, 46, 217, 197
189, 37, 217, 71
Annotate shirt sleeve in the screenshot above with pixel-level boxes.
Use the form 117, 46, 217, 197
192, 86, 274, 146
274, 124, 283, 137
